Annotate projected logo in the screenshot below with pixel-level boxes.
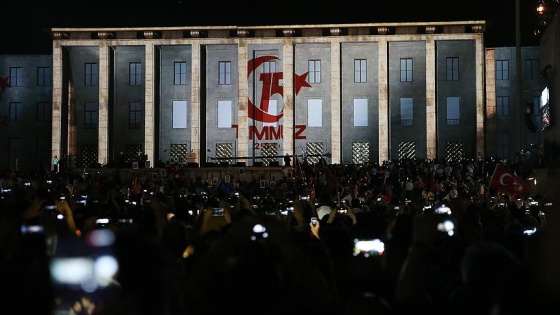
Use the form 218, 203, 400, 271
248, 56, 312, 123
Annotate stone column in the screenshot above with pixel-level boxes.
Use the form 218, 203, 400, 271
98, 44, 110, 166
378, 38, 389, 163
144, 43, 155, 164
237, 42, 249, 161
190, 43, 201, 163
52, 43, 63, 168
426, 38, 437, 159
330, 40, 341, 164
282, 42, 294, 156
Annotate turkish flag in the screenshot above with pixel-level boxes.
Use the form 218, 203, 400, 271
489, 163, 527, 196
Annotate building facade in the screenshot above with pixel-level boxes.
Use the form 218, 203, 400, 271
5, 21, 546, 170
0, 54, 53, 170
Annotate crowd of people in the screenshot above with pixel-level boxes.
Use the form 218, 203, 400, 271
1, 153, 559, 315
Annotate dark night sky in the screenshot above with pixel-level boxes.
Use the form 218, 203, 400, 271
3, 0, 545, 54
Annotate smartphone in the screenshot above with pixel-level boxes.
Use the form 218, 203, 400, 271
212, 208, 224, 216
50, 229, 120, 314
21, 224, 45, 235
435, 204, 451, 215
95, 218, 110, 227
437, 219, 455, 236
353, 238, 385, 257
337, 209, 347, 214
310, 217, 318, 226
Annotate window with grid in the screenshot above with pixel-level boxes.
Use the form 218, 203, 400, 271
524, 59, 539, 80
85, 63, 99, 86
306, 142, 324, 164
446, 57, 459, 81
444, 141, 464, 163
496, 96, 510, 116
400, 58, 413, 82
354, 59, 367, 83
9, 67, 22, 87
129, 101, 142, 129
129, 62, 142, 86
352, 142, 370, 164
174, 62, 187, 85
37, 102, 51, 122
218, 61, 231, 85
400, 98, 413, 126
9, 102, 23, 121
84, 102, 99, 129
398, 141, 416, 160
447, 97, 460, 125
308, 60, 321, 84
37, 67, 51, 87
497, 132, 510, 159
496, 60, 509, 80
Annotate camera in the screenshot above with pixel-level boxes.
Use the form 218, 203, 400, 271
353, 238, 385, 257
299, 195, 310, 201
337, 209, 347, 214
310, 217, 318, 226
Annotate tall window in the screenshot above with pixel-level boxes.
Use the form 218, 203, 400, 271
129, 62, 142, 86
84, 102, 99, 129
496, 96, 510, 116
218, 61, 231, 85
447, 97, 460, 125
308, 60, 321, 84
496, 60, 509, 80
37, 102, 51, 122
9, 102, 23, 121
174, 62, 187, 85
400, 98, 413, 126
307, 99, 323, 127
37, 67, 51, 87
497, 132, 510, 158
533, 96, 540, 117
353, 98, 368, 127
446, 57, 459, 81
400, 58, 413, 82
354, 59, 367, 83
172, 100, 187, 128
129, 101, 142, 129
9, 67, 22, 87
217, 100, 232, 128
524, 59, 539, 80
85, 63, 99, 86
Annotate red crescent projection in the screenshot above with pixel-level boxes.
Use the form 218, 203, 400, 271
247, 56, 283, 123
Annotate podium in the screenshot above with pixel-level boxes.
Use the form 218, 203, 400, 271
186, 152, 197, 164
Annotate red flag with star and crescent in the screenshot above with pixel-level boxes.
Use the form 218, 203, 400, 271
489, 163, 528, 197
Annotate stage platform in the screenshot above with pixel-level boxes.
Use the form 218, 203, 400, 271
71, 165, 293, 183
